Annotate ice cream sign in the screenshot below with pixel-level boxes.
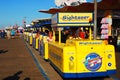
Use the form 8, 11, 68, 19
84, 53, 102, 71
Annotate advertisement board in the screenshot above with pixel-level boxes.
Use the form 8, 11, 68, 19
52, 12, 93, 27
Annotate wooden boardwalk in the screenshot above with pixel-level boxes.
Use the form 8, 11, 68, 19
0, 38, 45, 80
0, 37, 120, 80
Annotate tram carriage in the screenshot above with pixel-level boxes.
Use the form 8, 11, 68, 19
47, 12, 116, 78
23, 12, 116, 78
48, 39, 116, 78
28, 32, 33, 46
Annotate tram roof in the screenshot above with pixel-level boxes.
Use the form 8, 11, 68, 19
31, 18, 51, 28
39, 0, 120, 18
32, 18, 51, 23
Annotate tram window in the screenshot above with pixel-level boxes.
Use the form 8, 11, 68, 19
55, 30, 70, 43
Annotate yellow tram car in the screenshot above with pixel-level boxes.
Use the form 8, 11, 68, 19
47, 12, 116, 78
23, 12, 116, 78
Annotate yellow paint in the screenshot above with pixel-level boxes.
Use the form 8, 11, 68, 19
58, 28, 61, 44
42, 36, 49, 60
44, 42, 48, 60
105, 45, 116, 70
29, 36, 32, 45
89, 27, 92, 40
51, 12, 94, 27
35, 38, 39, 49
57, 23, 94, 26
48, 40, 116, 73
58, 13, 93, 23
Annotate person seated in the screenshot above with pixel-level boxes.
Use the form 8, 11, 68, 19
61, 29, 70, 43
79, 30, 85, 39
35, 30, 40, 39
47, 31, 53, 42
85, 30, 89, 39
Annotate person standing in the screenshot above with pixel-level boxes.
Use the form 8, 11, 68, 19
6, 29, 11, 39
11, 29, 16, 39
0, 30, 6, 38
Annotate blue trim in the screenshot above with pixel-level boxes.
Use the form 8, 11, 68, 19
50, 60, 116, 78
32, 38, 36, 48
31, 20, 51, 28
62, 70, 116, 78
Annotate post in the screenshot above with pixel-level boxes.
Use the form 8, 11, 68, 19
94, 0, 97, 40
23, 17, 26, 28
58, 28, 61, 44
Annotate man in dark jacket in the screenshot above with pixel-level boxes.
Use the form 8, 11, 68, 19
61, 29, 70, 43
0, 30, 6, 38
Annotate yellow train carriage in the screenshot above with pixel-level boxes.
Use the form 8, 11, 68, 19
32, 33, 36, 48
47, 12, 117, 78
38, 35, 43, 54
33, 33, 39, 50
28, 32, 33, 45
48, 39, 116, 78
43, 41, 49, 60
39, 35, 49, 60
35, 37, 39, 50
23, 32, 28, 42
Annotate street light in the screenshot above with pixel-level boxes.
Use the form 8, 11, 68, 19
23, 17, 26, 28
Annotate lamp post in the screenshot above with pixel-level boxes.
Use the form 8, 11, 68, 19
94, 0, 97, 40
23, 17, 26, 28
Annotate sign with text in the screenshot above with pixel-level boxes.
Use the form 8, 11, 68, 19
58, 13, 93, 23
52, 12, 93, 27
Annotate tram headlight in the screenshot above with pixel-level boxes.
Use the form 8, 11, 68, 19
108, 54, 112, 59
108, 62, 112, 67
69, 56, 74, 61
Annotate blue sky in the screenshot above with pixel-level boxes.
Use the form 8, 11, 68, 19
0, 0, 101, 29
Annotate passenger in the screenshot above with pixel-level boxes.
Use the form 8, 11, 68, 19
47, 31, 53, 42
35, 30, 40, 39
85, 30, 89, 39
61, 29, 70, 43
79, 30, 85, 39
44, 30, 49, 36
75, 28, 81, 37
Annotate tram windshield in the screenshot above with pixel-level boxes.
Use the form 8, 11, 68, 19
54, 26, 93, 43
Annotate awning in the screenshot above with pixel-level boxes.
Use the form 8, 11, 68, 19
39, 0, 120, 14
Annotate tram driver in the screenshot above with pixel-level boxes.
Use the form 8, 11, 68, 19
61, 29, 70, 43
